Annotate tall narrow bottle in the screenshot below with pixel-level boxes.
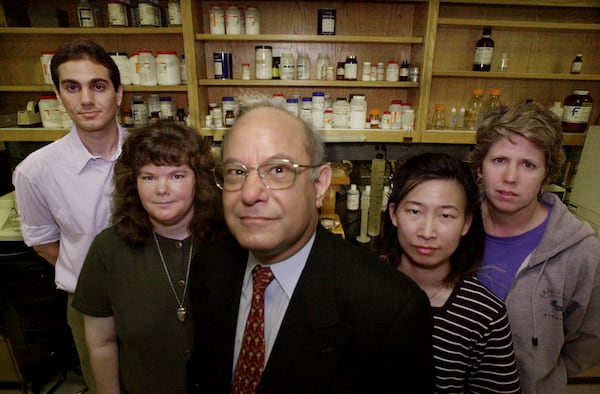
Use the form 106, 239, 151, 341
464, 88, 484, 130
473, 26, 494, 71
484, 89, 502, 114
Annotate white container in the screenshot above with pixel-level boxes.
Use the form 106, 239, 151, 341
160, 97, 175, 119
39, 95, 62, 128
361, 61, 371, 81
346, 184, 359, 211
389, 99, 402, 129
156, 51, 181, 85
129, 52, 140, 85
385, 60, 399, 82
245, 6, 260, 34
280, 52, 295, 80
349, 95, 367, 129
110, 52, 132, 85
323, 109, 333, 129
286, 98, 299, 117
40, 51, 56, 85
333, 97, 350, 128
381, 111, 392, 129
255, 45, 273, 80
296, 53, 311, 80
225, 5, 241, 34
148, 94, 161, 117
403, 108, 415, 131
138, 50, 157, 86
107, 1, 128, 27
209, 4, 225, 34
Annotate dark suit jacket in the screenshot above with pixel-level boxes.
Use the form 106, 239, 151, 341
188, 226, 434, 393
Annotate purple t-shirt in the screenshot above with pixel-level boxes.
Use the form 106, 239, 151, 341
478, 205, 551, 300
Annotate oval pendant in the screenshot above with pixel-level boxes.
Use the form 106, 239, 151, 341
177, 306, 187, 322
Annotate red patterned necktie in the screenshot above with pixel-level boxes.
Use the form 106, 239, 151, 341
232, 265, 274, 394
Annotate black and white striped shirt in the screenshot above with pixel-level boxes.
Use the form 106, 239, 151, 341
432, 276, 521, 393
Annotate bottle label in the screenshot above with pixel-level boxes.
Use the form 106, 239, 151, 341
473, 47, 493, 65
571, 62, 583, 74
562, 105, 592, 124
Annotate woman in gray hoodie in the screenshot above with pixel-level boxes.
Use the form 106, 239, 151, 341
469, 102, 600, 393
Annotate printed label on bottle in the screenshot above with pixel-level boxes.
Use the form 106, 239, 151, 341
562, 105, 592, 124
473, 47, 493, 65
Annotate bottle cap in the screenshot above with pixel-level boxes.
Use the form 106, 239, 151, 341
490, 89, 501, 95
435, 104, 445, 110
350, 184, 357, 191
473, 88, 484, 95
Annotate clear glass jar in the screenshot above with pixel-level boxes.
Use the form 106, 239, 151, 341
280, 52, 295, 80
432, 104, 446, 130
315, 53, 330, 80
255, 45, 273, 80
465, 88, 484, 130
344, 56, 358, 80
296, 53, 311, 80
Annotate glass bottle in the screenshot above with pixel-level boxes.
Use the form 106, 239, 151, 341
344, 56, 358, 80
464, 88, 484, 130
333, 97, 350, 128
473, 26, 494, 71
499, 52, 509, 72
484, 89, 502, 114
77, 0, 96, 27
570, 54, 583, 74
432, 104, 446, 130
315, 53, 330, 80
279, 52, 295, 80
296, 53, 311, 80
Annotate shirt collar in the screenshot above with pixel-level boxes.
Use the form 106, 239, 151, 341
245, 231, 317, 299
68, 123, 127, 174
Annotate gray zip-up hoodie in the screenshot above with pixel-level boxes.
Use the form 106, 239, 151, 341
503, 192, 600, 393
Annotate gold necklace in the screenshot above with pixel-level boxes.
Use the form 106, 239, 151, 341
152, 232, 193, 323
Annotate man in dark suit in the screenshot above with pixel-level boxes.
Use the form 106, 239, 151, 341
188, 95, 434, 393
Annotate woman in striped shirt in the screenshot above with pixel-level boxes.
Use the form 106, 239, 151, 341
381, 152, 521, 393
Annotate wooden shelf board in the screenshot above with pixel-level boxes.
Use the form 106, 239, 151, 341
200, 128, 415, 143
198, 79, 420, 88
195, 34, 424, 44
0, 27, 183, 34
421, 129, 586, 146
432, 71, 600, 81
438, 18, 600, 31
0, 85, 189, 92
0, 128, 68, 141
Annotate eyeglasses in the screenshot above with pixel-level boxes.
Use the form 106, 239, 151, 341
212, 159, 319, 191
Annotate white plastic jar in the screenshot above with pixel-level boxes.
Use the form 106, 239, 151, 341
138, 1, 160, 27
156, 51, 181, 85
138, 50, 157, 86
386, 60, 399, 82
255, 45, 273, 80
209, 4, 225, 34
129, 52, 140, 85
245, 6, 260, 34
349, 95, 367, 129
159, 96, 175, 119
286, 98, 299, 117
39, 95, 62, 128
225, 5, 241, 34
389, 99, 403, 129
110, 52, 132, 85
40, 50, 56, 85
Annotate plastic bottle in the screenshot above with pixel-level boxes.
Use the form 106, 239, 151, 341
346, 184, 359, 211
296, 53, 311, 80
570, 54, 583, 74
349, 95, 367, 129
562, 90, 593, 133
225, 5, 241, 34
245, 5, 260, 34
389, 99, 403, 129
456, 107, 466, 129
315, 53, 330, 80
385, 61, 399, 82
549, 101, 563, 119
381, 111, 392, 129
449, 107, 457, 129
473, 26, 494, 71
311, 91, 325, 129
167, 0, 182, 26
285, 98, 299, 117
369, 109, 380, 129
209, 4, 225, 34
465, 88, 484, 130
432, 104, 446, 130
356, 185, 371, 243
484, 89, 502, 114
138, 50, 157, 86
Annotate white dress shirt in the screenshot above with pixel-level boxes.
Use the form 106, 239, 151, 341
232, 231, 316, 375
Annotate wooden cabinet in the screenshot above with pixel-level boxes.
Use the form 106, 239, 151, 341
0, 0, 598, 146
423, 1, 600, 146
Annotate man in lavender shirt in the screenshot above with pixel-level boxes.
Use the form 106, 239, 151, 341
12, 38, 126, 394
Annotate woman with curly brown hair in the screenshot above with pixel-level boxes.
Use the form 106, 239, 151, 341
73, 121, 224, 394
